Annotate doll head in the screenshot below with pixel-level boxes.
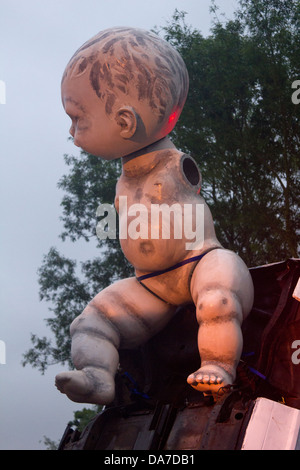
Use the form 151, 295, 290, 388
61, 27, 189, 159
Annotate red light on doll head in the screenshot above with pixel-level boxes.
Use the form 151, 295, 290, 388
164, 107, 181, 136
168, 111, 177, 124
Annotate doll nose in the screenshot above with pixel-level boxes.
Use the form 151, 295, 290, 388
69, 126, 80, 147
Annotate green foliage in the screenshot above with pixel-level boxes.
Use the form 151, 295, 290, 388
23, 1, 299, 376
68, 406, 101, 432
42, 406, 101, 449
22, 247, 92, 372
58, 150, 121, 243
22, 155, 133, 373
165, 2, 300, 265
42, 435, 60, 450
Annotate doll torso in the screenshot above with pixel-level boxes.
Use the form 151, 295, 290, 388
115, 148, 221, 305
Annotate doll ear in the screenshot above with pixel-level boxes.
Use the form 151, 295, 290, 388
115, 106, 137, 139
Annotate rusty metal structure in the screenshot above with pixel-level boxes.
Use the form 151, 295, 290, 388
58, 258, 300, 450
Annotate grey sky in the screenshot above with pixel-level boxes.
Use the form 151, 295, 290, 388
0, 0, 237, 449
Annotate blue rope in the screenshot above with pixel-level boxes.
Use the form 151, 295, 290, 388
241, 352, 267, 380
122, 372, 150, 400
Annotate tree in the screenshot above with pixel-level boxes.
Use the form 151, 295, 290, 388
23, 1, 299, 377
42, 435, 60, 451
22, 154, 133, 372
161, 4, 300, 265
237, 0, 300, 259
68, 405, 102, 432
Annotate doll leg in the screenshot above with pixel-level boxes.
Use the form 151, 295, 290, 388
55, 277, 176, 404
187, 249, 254, 396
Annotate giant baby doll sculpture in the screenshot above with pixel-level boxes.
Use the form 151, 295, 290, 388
55, 27, 254, 404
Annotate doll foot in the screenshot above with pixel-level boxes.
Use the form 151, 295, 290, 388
187, 364, 234, 396
55, 367, 115, 405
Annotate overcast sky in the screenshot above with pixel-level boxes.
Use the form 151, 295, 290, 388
0, 0, 237, 450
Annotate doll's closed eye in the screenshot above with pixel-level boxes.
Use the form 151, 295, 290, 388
69, 115, 90, 133
67, 112, 79, 122
67, 113, 82, 126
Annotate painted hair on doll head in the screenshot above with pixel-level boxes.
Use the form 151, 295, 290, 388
62, 27, 189, 127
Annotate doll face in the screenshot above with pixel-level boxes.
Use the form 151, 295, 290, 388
62, 74, 172, 160
62, 76, 123, 160
62, 74, 175, 160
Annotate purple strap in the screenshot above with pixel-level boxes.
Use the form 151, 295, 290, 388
136, 247, 220, 282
